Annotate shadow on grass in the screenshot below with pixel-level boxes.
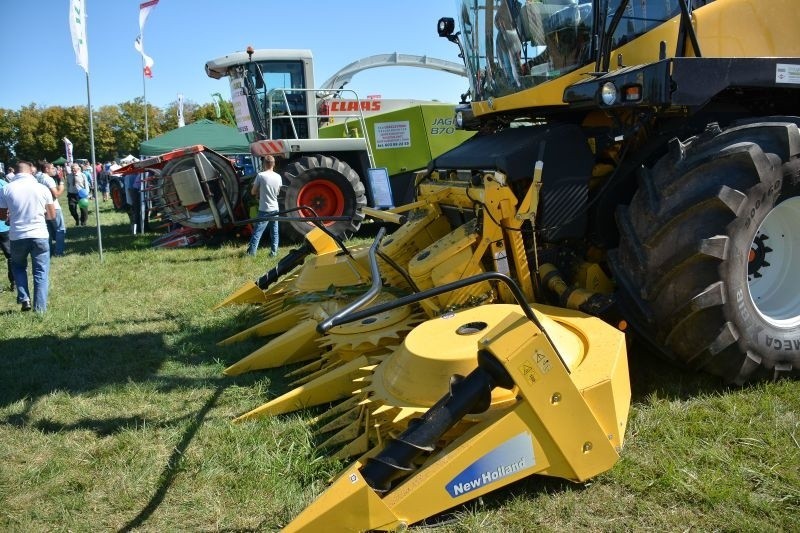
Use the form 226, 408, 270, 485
63, 221, 156, 255
0, 331, 169, 412
0, 211, 742, 531
119, 383, 227, 533
0, 299, 270, 530
625, 338, 731, 403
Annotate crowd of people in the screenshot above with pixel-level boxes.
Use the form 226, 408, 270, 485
1, 154, 283, 313
0, 159, 118, 313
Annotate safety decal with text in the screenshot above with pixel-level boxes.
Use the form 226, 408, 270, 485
445, 432, 535, 498
776, 63, 800, 85
374, 121, 411, 149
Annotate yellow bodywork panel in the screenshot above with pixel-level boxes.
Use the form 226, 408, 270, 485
294, 253, 370, 293
470, 0, 800, 118
408, 220, 490, 314
304, 227, 342, 256
694, 0, 800, 57
222, 318, 322, 376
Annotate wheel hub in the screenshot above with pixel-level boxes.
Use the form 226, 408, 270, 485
748, 234, 772, 280
297, 179, 345, 219
747, 197, 800, 327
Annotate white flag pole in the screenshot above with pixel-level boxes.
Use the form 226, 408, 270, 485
137, 1, 159, 143
86, 71, 104, 261
139, 52, 147, 235
70, 0, 103, 260
142, 53, 149, 141
136, 0, 159, 236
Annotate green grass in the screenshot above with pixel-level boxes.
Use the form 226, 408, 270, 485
1, 203, 798, 531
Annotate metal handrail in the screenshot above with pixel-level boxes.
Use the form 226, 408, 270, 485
265, 88, 376, 167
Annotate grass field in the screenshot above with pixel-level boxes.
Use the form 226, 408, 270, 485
0, 202, 798, 532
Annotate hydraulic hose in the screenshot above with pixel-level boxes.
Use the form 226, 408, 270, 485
316, 227, 386, 333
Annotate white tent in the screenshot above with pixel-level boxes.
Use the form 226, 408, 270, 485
119, 154, 139, 164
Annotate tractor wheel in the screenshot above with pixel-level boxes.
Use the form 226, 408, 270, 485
611, 120, 800, 383
282, 155, 366, 239
110, 177, 126, 211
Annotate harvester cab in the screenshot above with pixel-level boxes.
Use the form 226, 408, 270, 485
206, 47, 319, 143
213, 0, 800, 529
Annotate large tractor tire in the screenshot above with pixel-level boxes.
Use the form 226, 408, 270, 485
611, 120, 800, 384
282, 155, 366, 239
110, 177, 127, 211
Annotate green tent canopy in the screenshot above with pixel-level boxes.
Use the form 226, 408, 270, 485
52, 156, 67, 165
139, 119, 250, 156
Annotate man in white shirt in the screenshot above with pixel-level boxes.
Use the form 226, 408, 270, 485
246, 155, 283, 257
0, 161, 55, 312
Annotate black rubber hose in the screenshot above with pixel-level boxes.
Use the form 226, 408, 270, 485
256, 242, 312, 290
316, 227, 386, 333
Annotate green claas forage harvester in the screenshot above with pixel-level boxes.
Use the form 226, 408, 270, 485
114, 48, 474, 246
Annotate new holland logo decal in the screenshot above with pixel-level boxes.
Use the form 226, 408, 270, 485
445, 432, 535, 498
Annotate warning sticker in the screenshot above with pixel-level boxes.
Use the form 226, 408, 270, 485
518, 362, 536, 385
535, 351, 552, 374
775, 63, 800, 85
375, 121, 411, 149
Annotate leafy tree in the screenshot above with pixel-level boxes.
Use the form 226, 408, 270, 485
0, 108, 18, 164
161, 98, 200, 131
93, 105, 123, 161
146, 100, 165, 141
116, 97, 164, 156
2, 95, 237, 162
194, 100, 236, 126
14, 104, 43, 161
59, 106, 91, 161
38, 106, 67, 162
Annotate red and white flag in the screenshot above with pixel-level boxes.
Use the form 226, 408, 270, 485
134, 35, 154, 78
138, 0, 159, 32
135, 0, 159, 78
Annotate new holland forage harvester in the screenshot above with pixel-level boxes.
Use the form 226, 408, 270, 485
213, 0, 800, 530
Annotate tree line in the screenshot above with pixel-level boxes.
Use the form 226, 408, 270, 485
0, 98, 236, 166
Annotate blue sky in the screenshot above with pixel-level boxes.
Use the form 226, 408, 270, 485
0, 0, 469, 111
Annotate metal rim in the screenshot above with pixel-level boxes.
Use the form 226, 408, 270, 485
297, 179, 345, 222
747, 196, 800, 327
